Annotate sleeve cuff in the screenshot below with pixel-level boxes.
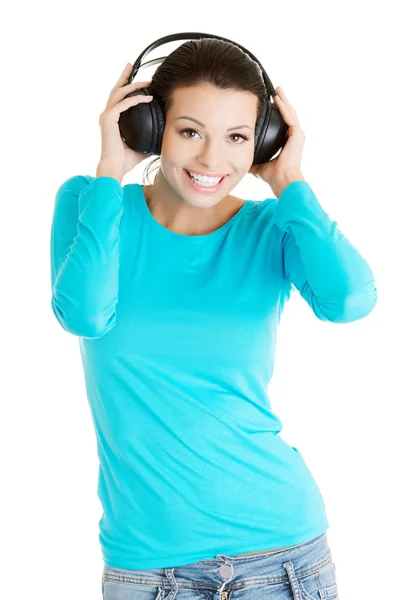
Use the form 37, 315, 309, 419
272, 180, 332, 232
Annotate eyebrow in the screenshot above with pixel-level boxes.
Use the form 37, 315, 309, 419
175, 116, 252, 131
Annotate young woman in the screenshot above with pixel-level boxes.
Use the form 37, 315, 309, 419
50, 37, 377, 599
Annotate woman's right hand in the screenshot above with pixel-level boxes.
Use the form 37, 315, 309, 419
98, 63, 154, 180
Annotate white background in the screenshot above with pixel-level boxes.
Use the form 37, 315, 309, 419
2, 1, 399, 598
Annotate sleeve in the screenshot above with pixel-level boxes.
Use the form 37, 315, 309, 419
271, 180, 378, 323
50, 174, 124, 338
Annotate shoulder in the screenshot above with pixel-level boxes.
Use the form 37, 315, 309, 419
244, 196, 277, 217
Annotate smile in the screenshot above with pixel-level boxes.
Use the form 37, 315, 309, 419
183, 169, 228, 192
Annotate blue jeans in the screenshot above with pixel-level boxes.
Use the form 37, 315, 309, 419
102, 532, 339, 599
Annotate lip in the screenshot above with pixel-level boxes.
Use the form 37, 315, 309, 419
185, 168, 229, 177
183, 169, 228, 193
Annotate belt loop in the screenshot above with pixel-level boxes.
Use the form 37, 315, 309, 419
283, 560, 302, 600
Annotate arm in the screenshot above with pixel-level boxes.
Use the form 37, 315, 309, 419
50, 174, 123, 338
271, 179, 378, 323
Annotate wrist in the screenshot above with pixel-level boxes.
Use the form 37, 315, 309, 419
96, 161, 123, 184
271, 171, 305, 199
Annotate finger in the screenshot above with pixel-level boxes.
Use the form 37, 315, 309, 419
275, 94, 289, 111
121, 80, 153, 90
276, 86, 287, 100
277, 87, 296, 114
276, 89, 299, 121
276, 88, 289, 108
276, 87, 290, 106
109, 80, 152, 106
274, 94, 288, 112
117, 80, 153, 100
112, 63, 133, 90
274, 97, 298, 128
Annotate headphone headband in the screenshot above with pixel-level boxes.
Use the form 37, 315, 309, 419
126, 32, 276, 101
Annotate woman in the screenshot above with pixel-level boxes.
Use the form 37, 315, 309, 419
50, 37, 377, 599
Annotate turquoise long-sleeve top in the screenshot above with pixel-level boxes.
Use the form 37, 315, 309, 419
50, 175, 377, 569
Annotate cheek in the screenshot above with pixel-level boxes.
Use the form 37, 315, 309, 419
232, 162, 253, 175
160, 131, 185, 157
162, 148, 187, 168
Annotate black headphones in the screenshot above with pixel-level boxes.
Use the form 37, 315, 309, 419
118, 32, 289, 165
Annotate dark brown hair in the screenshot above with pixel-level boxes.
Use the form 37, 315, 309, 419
142, 37, 267, 185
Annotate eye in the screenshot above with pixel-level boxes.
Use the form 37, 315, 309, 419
179, 128, 250, 143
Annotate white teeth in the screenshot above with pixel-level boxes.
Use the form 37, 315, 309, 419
187, 170, 223, 186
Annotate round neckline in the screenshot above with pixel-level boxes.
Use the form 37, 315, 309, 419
137, 184, 250, 242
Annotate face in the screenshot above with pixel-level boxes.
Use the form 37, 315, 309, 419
156, 82, 258, 209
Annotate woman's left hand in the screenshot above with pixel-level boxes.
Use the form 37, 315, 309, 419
249, 86, 306, 186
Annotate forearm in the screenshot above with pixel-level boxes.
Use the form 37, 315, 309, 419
51, 176, 124, 338
272, 179, 378, 322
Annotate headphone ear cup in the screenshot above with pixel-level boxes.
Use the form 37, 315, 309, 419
118, 88, 165, 156
253, 101, 268, 159
148, 97, 165, 155
253, 100, 289, 165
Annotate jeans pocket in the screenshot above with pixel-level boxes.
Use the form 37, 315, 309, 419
102, 573, 168, 600
298, 559, 339, 600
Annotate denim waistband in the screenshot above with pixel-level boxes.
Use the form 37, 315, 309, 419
102, 532, 332, 597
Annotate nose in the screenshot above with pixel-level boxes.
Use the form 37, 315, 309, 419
197, 140, 225, 171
